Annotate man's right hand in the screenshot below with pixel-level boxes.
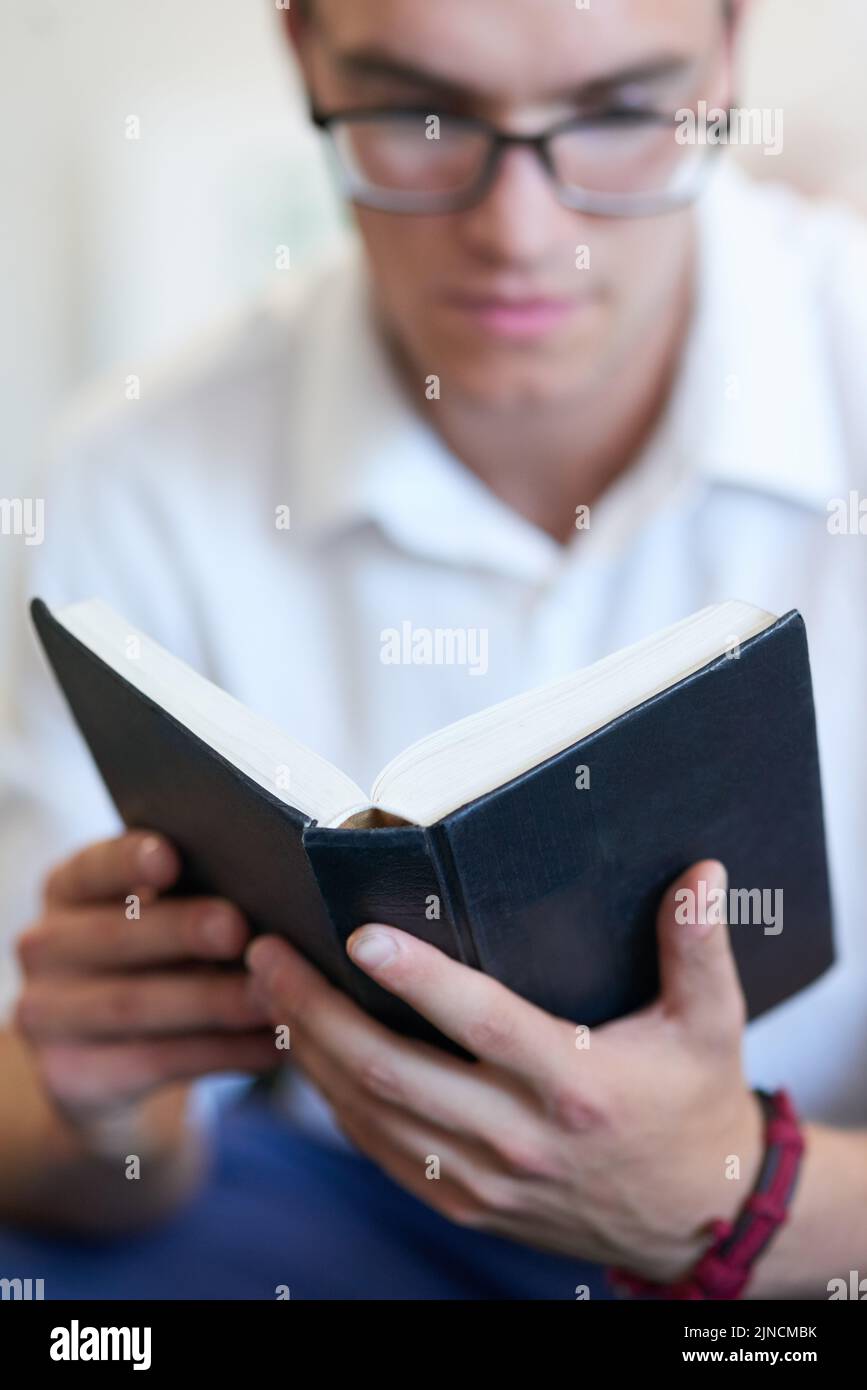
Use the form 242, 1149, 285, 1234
13, 830, 277, 1128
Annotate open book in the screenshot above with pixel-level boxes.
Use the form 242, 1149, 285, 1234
31, 597, 835, 1048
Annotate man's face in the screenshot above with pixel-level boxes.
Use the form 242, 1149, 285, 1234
295, 0, 734, 408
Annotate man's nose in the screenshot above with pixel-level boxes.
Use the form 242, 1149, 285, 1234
457, 144, 579, 263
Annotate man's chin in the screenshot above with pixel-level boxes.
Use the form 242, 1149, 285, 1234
418, 306, 613, 408
435, 351, 604, 411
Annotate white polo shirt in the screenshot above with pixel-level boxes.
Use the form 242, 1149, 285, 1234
1, 163, 866, 1133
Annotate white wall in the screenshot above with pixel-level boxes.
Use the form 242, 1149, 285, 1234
1, 0, 344, 489
738, 0, 867, 206
1, 0, 866, 696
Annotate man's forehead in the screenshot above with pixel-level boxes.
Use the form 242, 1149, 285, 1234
314, 0, 723, 101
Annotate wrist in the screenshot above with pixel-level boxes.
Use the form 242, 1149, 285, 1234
631, 1086, 764, 1285
610, 1088, 803, 1299
744, 1124, 867, 1299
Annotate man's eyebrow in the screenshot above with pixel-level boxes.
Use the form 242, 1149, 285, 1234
330, 48, 694, 103
574, 56, 693, 103
331, 49, 481, 98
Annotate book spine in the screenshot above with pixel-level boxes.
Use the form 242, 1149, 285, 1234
423, 821, 481, 971
301, 823, 468, 1049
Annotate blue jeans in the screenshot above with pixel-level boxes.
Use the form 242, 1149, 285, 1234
0, 1092, 611, 1299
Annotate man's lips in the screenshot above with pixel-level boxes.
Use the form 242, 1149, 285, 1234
442, 290, 589, 340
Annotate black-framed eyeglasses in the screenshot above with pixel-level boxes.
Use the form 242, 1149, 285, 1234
311, 105, 724, 218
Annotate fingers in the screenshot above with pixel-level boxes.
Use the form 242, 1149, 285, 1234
334, 1101, 504, 1231
17, 897, 250, 974
345, 924, 565, 1087
247, 933, 434, 1082
39, 1031, 279, 1109
43, 831, 181, 907
286, 989, 532, 1149
15, 968, 270, 1043
247, 935, 532, 1140
18, 833, 278, 1120
656, 859, 747, 1042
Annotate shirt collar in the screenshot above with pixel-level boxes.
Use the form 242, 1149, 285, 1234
287, 241, 563, 579
287, 162, 847, 570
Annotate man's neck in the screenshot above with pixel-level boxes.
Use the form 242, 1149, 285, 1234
386, 258, 694, 547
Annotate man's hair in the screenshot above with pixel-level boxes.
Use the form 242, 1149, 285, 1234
293, 0, 736, 32
294, 0, 736, 15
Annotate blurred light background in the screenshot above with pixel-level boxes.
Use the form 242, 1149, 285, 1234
1, 0, 866, 705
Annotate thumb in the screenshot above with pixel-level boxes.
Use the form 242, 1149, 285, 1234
656, 859, 746, 1041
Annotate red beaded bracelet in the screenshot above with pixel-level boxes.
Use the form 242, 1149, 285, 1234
607, 1089, 805, 1300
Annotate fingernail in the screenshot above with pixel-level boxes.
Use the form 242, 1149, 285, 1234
201, 907, 243, 953
246, 937, 283, 986
138, 835, 173, 877
706, 860, 728, 893
694, 860, 729, 936
348, 927, 398, 971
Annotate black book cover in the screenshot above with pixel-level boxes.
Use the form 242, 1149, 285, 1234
30, 599, 835, 1049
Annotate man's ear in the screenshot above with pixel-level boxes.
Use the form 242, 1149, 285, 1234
280, 1, 315, 90
719, 0, 751, 90
726, 0, 753, 34
280, 2, 311, 51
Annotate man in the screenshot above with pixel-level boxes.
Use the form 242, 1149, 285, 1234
0, 0, 865, 1299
